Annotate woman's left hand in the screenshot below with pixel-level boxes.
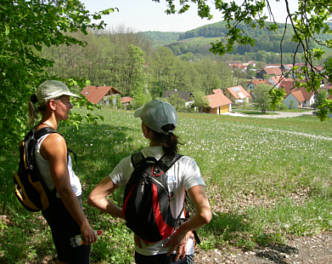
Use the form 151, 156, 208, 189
165, 230, 195, 261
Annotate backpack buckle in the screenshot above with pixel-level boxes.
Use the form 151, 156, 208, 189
151, 165, 164, 177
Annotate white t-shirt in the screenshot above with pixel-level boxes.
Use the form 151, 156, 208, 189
109, 146, 205, 256
35, 134, 82, 197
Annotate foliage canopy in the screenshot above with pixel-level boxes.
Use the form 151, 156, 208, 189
0, 0, 116, 148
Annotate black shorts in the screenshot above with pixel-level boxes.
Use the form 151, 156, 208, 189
42, 196, 90, 264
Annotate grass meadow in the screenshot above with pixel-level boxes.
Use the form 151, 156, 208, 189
0, 108, 331, 263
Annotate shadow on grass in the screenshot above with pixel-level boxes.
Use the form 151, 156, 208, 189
255, 243, 299, 264
61, 123, 138, 184
202, 212, 299, 264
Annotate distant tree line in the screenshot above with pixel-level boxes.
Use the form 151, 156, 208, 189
166, 21, 305, 58
41, 31, 236, 100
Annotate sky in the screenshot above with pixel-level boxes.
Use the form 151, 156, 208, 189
80, 0, 299, 33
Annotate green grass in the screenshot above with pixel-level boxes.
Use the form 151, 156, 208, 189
1, 108, 331, 263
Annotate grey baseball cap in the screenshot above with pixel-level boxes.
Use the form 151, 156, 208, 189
134, 100, 177, 135
36, 80, 80, 103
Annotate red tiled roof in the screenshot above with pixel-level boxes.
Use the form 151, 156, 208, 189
298, 87, 313, 101
264, 67, 282, 76
284, 64, 293, 69
290, 89, 305, 103
206, 93, 232, 108
269, 75, 284, 85
230, 64, 247, 69
322, 83, 332, 99
226, 85, 251, 99
325, 83, 332, 99
212, 88, 223, 94
250, 79, 268, 86
120, 96, 133, 104
81, 86, 121, 104
280, 78, 295, 94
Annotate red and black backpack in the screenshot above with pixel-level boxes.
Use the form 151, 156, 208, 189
122, 152, 183, 242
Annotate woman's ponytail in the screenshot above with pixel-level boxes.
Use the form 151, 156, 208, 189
162, 132, 179, 156
150, 124, 180, 156
28, 94, 38, 126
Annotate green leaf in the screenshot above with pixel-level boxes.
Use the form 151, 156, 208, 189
312, 48, 324, 59
5, 25, 10, 36
101, 7, 119, 15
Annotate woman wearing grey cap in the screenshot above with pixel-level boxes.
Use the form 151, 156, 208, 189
29, 80, 97, 263
89, 100, 212, 263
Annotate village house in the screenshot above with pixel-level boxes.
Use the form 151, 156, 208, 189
205, 89, 232, 115
246, 79, 269, 92
283, 89, 305, 109
163, 89, 194, 107
228, 61, 256, 72
268, 76, 296, 90
120, 96, 134, 108
225, 85, 251, 104
298, 87, 315, 107
256, 65, 283, 79
81, 86, 122, 105
279, 78, 295, 93
325, 83, 332, 100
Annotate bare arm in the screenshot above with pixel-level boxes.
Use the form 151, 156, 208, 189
88, 176, 124, 219
41, 133, 96, 244
165, 185, 212, 255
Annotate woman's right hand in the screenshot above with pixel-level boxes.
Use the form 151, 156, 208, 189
80, 221, 97, 245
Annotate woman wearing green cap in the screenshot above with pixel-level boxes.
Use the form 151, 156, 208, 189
29, 80, 97, 263
89, 100, 212, 263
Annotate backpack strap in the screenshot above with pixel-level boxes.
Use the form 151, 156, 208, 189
131, 152, 146, 168
157, 153, 183, 173
34, 127, 57, 140
131, 152, 182, 172
68, 148, 77, 170
33, 127, 77, 169
25, 127, 58, 169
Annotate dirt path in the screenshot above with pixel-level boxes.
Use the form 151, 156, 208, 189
195, 232, 331, 264
224, 111, 315, 119
224, 110, 332, 141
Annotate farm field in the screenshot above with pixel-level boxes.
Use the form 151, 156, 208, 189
0, 108, 331, 263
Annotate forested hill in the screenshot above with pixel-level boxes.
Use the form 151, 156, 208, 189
141, 21, 330, 57
178, 21, 332, 42
138, 31, 180, 46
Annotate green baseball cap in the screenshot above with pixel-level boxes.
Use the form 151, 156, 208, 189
36, 80, 80, 103
134, 100, 177, 135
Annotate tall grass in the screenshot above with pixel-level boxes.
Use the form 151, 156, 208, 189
1, 108, 331, 263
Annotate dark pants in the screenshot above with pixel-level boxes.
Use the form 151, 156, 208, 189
42, 196, 90, 264
135, 252, 194, 264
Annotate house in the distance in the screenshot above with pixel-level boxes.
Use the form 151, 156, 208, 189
283, 89, 306, 109
246, 79, 269, 92
226, 85, 251, 104
163, 90, 194, 107
325, 83, 332, 100
205, 89, 232, 115
120, 96, 134, 108
282, 82, 315, 109
228, 61, 256, 72
256, 65, 283, 79
81, 86, 122, 105
298, 87, 315, 107
279, 78, 295, 94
